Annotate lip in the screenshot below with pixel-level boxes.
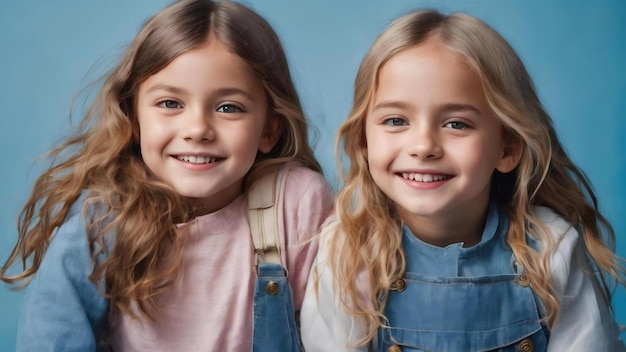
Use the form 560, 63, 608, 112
176, 155, 221, 163
396, 169, 452, 177
171, 152, 224, 157
171, 152, 226, 159
396, 170, 453, 190
171, 153, 225, 171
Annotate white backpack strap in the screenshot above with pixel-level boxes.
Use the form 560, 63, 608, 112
247, 166, 284, 266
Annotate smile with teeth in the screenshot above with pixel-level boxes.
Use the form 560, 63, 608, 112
401, 172, 451, 182
176, 155, 220, 164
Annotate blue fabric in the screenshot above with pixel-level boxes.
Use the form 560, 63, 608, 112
16, 197, 109, 351
378, 204, 549, 351
253, 263, 302, 352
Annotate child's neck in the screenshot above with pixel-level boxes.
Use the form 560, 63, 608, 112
401, 206, 488, 248
185, 184, 244, 218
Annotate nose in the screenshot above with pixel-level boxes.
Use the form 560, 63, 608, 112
182, 108, 215, 142
406, 125, 443, 159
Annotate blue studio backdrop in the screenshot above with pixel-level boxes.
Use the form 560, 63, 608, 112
1, 0, 624, 349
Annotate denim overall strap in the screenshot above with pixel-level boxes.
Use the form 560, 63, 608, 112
252, 263, 302, 352
248, 167, 301, 352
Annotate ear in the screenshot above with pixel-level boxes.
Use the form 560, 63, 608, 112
258, 115, 281, 153
495, 136, 523, 174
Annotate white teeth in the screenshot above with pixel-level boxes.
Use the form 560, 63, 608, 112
401, 173, 450, 182
177, 156, 218, 164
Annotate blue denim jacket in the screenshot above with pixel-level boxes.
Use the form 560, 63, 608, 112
17, 198, 109, 351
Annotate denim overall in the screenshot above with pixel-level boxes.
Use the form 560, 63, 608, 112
252, 262, 302, 352
249, 166, 302, 352
378, 205, 549, 352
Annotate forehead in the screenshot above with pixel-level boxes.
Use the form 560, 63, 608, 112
372, 39, 486, 111
138, 36, 263, 96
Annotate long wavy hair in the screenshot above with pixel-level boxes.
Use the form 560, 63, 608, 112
1, 0, 321, 317
323, 9, 625, 343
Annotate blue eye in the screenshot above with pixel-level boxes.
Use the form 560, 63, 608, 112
217, 104, 243, 113
444, 121, 468, 129
157, 100, 182, 109
382, 117, 407, 126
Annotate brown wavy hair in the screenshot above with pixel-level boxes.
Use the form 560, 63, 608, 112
1, 0, 321, 317
322, 9, 625, 343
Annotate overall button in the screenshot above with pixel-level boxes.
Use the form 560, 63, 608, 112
266, 281, 279, 295
388, 344, 401, 352
517, 274, 530, 287
518, 338, 533, 352
390, 278, 406, 292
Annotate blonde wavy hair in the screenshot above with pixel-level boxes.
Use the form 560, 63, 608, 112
1, 0, 321, 317
325, 9, 625, 343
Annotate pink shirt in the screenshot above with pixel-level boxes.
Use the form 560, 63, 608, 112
111, 163, 333, 351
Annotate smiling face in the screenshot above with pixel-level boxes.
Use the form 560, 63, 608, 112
136, 35, 276, 215
365, 37, 520, 246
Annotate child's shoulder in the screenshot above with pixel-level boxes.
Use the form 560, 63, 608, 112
281, 161, 327, 182
531, 206, 581, 287
52, 192, 113, 250
58, 192, 93, 235
280, 161, 332, 198
531, 205, 577, 242
41, 193, 101, 266
277, 162, 334, 231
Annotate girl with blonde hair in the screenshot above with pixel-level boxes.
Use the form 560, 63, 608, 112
301, 9, 625, 352
1, 0, 333, 350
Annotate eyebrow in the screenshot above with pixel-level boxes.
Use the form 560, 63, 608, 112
439, 103, 482, 115
372, 100, 482, 115
371, 100, 412, 112
145, 84, 186, 95
144, 85, 257, 101
214, 87, 257, 101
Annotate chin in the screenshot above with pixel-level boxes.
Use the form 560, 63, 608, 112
174, 188, 213, 199
396, 203, 440, 216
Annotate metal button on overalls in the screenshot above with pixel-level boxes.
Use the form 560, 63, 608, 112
518, 337, 533, 351
517, 274, 530, 287
266, 281, 279, 295
254, 263, 301, 351
388, 344, 401, 352
390, 278, 406, 292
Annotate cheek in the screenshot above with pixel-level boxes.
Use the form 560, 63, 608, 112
368, 134, 398, 166
464, 141, 503, 175
138, 117, 169, 144
137, 116, 151, 144
137, 122, 169, 169
138, 126, 157, 153
226, 127, 264, 160
138, 135, 158, 168
365, 128, 382, 159
366, 147, 389, 177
